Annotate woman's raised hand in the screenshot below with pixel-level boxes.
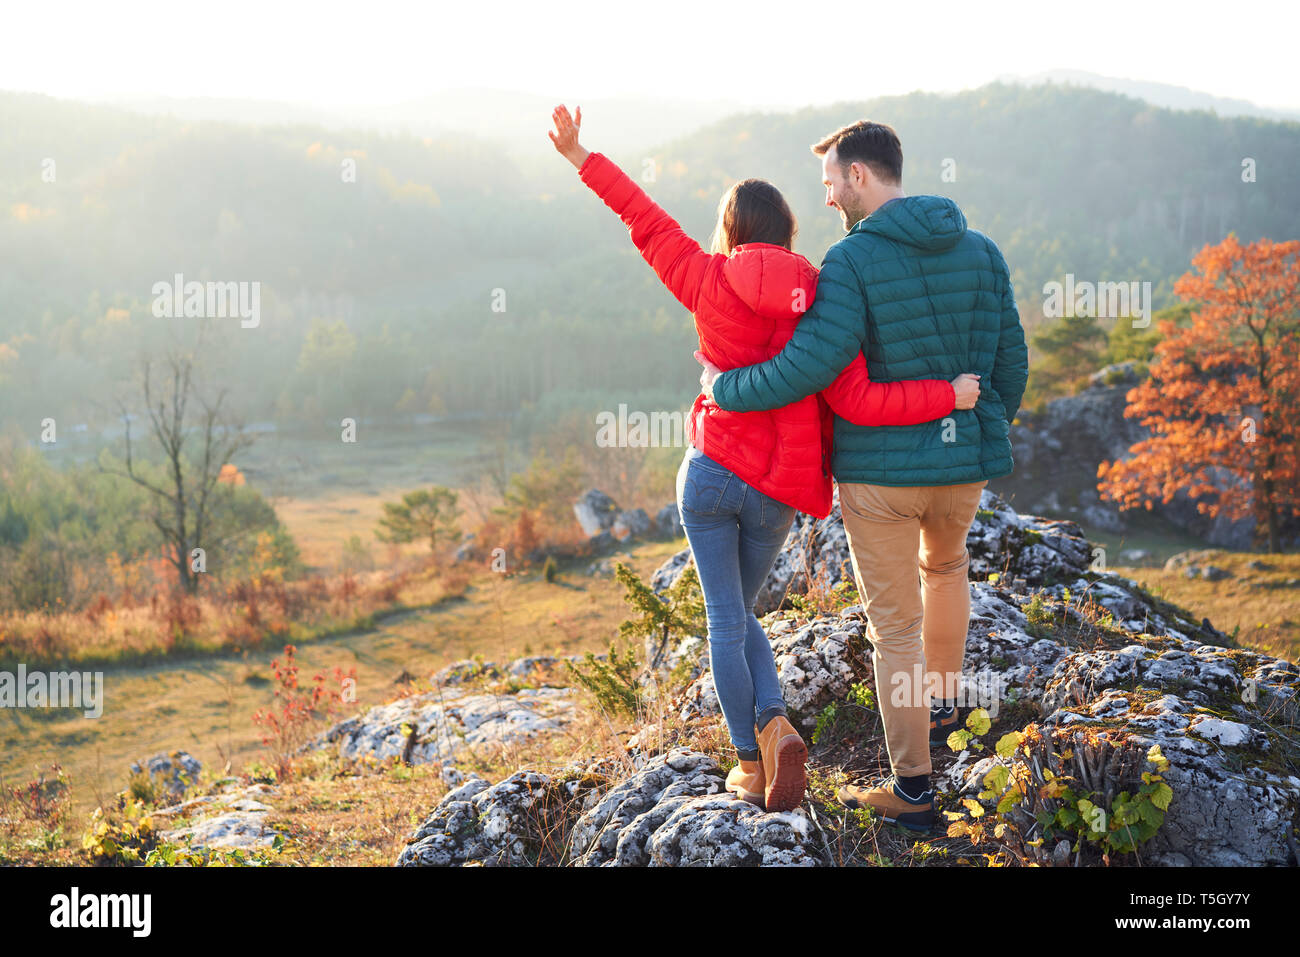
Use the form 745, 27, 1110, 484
549, 105, 590, 169
950, 373, 981, 410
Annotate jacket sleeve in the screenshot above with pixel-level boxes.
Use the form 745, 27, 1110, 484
988, 244, 1029, 424
578, 151, 715, 314
711, 244, 866, 412
822, 352, 957, 426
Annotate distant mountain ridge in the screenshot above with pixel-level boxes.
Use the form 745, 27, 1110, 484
86, 87, 749, 165
999, 69, 1300, 122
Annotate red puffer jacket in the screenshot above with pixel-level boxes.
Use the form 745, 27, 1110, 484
577, 152, 955, 518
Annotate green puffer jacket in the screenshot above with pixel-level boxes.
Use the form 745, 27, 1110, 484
712, 194, 1028, 487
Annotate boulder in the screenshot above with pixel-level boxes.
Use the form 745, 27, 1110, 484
312, 681, 578, 765
399, 771, 550, 866
650, 489, 1097, 615
129, 751, 202, 801
156, 783, 281, 852
567, 748, 820, 867
677, 610, 867, 728
573, 489, 620, 537
655, 504, 683, 539
612, 508, 652, 540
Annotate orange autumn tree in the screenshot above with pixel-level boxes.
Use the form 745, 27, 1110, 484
1098, 235, 1300, 553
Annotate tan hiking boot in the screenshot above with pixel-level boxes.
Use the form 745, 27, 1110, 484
756, 715, 807, 812
725, 758, 766, 809
836, 775, 934, 832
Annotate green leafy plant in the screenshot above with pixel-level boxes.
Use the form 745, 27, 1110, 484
81, 799, 158, 865
945, 725, 1173, 864
143, 833, 286, 867
812, 682, 877, 745
946, 707, 992, 753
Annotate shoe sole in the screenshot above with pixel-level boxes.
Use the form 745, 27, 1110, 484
764, 734, 808, 812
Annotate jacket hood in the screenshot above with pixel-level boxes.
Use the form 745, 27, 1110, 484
721, 243, 819, 320
850, 195, 967, 251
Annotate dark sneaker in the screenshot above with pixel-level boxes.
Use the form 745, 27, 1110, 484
930, 704, 959, 746
835, 775, 934, 832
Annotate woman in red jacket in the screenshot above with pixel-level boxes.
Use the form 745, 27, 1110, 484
549, 105, 979, 813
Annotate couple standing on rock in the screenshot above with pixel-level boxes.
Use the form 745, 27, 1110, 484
550, 104, 1028, 832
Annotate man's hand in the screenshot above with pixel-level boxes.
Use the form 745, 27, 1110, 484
695, 350, 721, 404
548, 104, 590, 169
951, 373, 981, 410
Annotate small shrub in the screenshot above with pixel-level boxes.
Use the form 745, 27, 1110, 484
565, 641, 643, 721
82, 799, 158, 866
1022, 592, 1055, 639
251, 644, 356, 781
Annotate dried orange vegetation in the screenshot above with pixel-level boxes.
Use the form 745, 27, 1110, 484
1099, 236, 1300, 552
216, 463, 247, 485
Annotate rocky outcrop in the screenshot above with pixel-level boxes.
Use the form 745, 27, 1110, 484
569, 750, 819, 866
398, 748, 822, 867
673, 608, 866, 730
394, 492, 1300, 866
1000, 363, 1147, 533
574, 489, 681, 543
998, 363, 1288, 548
155, 783, 282, 852
312, 667, 580, 766
396, 769, 606, 866
651, 488, 1097, 616
938, 572, 1299, 866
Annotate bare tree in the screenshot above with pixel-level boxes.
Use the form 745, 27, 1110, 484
101, 350, 254, 595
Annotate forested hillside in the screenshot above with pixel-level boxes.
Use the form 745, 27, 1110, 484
3, 82, 1297, 432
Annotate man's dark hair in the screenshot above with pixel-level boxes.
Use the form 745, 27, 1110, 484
811, 120, 903, 185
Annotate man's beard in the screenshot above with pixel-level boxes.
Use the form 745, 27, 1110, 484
837, 193, 867, 230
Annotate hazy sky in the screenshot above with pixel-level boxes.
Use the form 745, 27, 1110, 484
7, 0, 1298, 110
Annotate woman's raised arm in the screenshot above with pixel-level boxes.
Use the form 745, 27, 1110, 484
550, 104, 714, 314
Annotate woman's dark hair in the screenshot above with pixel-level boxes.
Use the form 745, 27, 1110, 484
709, 178, 798, 255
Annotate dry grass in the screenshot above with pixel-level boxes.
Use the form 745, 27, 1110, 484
1112, 550, 1300, 662
0, 559, 464, 669
0, 538, 683, 823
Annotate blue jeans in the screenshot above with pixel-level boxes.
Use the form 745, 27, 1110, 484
676, 445, 795, 757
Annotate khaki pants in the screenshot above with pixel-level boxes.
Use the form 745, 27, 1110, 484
838, 480, 988, 777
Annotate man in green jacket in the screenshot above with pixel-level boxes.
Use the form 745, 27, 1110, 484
701, 120, 1029, 831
